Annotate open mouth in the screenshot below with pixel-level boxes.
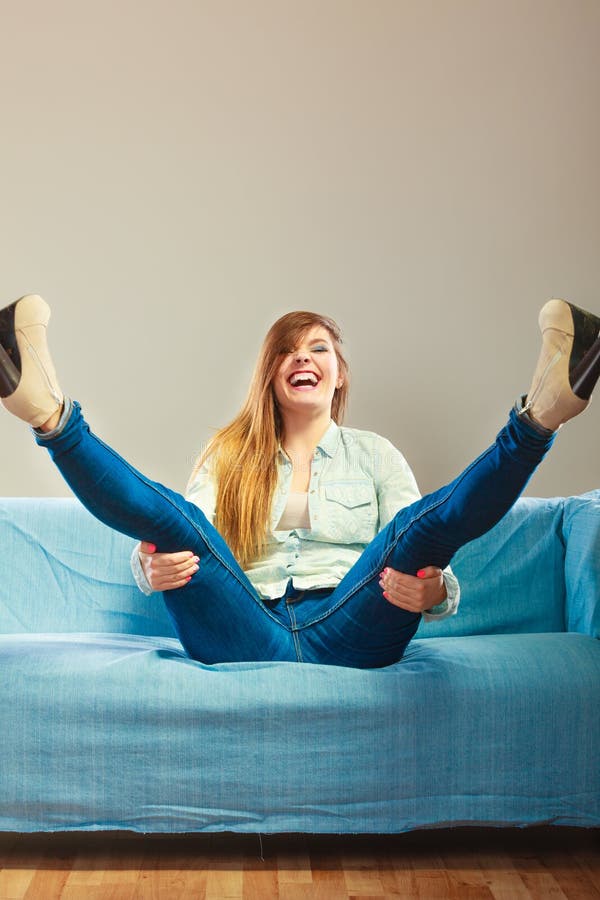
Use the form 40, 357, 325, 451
288, 372, 320, 390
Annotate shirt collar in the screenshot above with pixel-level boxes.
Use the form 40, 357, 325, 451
317, 419, 340, 457
277, 419, 340, 460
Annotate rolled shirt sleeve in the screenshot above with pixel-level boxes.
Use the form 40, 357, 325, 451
130, 544, 154, 596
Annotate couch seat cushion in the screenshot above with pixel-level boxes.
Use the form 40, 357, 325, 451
1, 631, 598, 833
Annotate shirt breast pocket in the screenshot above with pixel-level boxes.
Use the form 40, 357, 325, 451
322, 481, 378, 543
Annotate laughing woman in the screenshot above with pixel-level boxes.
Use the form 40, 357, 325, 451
1, 295, 599, 668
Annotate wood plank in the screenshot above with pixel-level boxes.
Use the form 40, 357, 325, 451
341, 842, 386, 895
476, 848, 532, 900
66, 833, 140, 889
306, 834, 347, 899
276, 833, 313, 886
573, 845, 600, 896
519, 872, 570, 899
441, 846, 494, 899
531, 841, 600, 900
0, 827, 598, 899
407, 843, 456, 899
204, 834, 245, 900
242, 838, 279, 900
387, 838, 419, 899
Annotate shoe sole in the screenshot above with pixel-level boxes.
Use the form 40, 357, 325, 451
0, 299, 21, 397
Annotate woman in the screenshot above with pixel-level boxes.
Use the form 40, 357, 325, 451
1, 295, 599, 668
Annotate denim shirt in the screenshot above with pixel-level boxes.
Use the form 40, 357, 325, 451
131, 420, 459, 621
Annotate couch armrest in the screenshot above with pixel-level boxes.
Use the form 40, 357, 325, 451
562, 490, 600, 638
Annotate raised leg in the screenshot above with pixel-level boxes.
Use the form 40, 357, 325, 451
34, 399, 295, 664
294, 405, 556, 668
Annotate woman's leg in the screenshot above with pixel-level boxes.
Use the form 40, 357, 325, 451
294, 404, 556, 668
33, 399, 295, 664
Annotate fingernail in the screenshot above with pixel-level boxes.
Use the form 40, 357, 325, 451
383, 591, 389, 599
417, 570, 426, 578
186, 575, 192, 582
192, 565, 199, 573
147, 543, 157, 553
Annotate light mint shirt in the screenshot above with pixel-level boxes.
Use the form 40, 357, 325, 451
131, 420, 459, 621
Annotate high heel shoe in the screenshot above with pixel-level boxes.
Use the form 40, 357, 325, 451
521, 299, 600, 432
0, 294, 63, 427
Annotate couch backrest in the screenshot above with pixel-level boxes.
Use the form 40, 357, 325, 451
415, 495, 568, 638
1, 492, 598, 639
0, 497, 177, 637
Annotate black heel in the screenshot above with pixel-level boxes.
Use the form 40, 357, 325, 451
0, 299, 22, 398
0, 342, 20, 397
571, 335, 600, 400
566, 303, 600, 400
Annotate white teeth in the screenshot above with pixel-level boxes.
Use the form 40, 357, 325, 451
289, 372, 318, 386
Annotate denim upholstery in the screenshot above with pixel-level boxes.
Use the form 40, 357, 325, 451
1, 493, 599, 833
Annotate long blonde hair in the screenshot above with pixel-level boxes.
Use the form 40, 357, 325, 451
187, 311, 350, 568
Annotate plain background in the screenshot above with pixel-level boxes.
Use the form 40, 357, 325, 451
1, 0, 599, 502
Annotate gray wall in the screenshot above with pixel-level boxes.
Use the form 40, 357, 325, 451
1, 0, 599, 500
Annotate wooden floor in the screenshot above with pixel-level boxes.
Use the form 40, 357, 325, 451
0, 826, 598, 899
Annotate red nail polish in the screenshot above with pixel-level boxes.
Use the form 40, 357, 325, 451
417, 570, 426, 578
147, 543, 157, 554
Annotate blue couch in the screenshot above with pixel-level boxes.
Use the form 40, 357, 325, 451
1, 492, 599, 834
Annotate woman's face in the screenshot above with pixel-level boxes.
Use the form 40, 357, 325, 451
272, 325, 343, 419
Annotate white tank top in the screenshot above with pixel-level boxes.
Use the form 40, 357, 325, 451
275, 491, 311, 531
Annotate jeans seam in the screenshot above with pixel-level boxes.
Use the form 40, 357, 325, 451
286, 602, 304, 661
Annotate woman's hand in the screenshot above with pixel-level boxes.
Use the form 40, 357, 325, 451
138, 542, 199, 591
379, 565, 446, 613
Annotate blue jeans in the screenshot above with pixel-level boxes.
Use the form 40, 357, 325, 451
35, 401, 555, 668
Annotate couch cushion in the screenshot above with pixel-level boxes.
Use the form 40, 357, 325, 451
1, 631, 598, 832
0, 498, 176, 637
416, 496, 567, 638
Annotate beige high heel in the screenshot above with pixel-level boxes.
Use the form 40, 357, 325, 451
0, 294, 63, 427
520, 299, 600, 432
